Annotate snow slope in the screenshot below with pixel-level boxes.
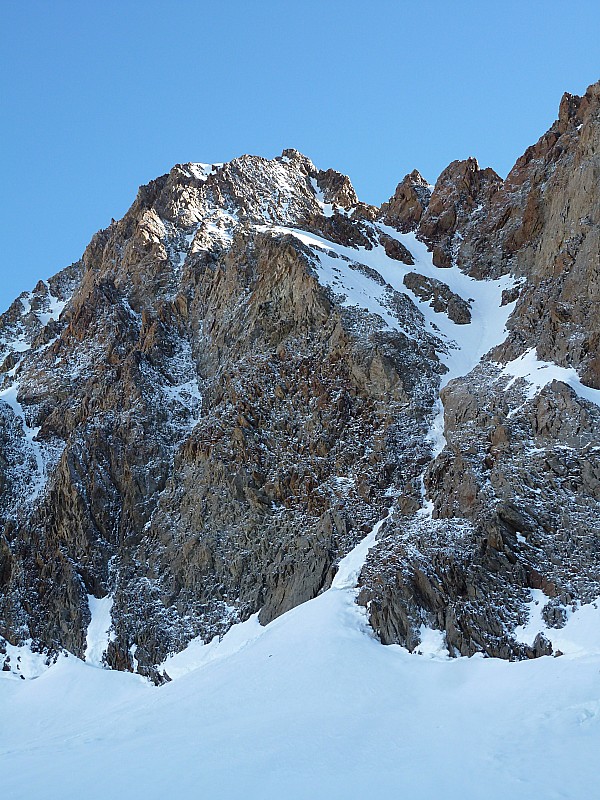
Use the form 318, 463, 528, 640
1, 516, 599, 800
269, 222, 517, 383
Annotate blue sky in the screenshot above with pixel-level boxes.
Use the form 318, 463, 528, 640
1, 0, 599, 310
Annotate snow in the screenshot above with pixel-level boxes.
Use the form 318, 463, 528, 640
7, 339, 30, 354
186, 163, 223, 181
551, 600, 600, 656
513, 588, 548, 646
84, 595, 114, 667
416, 624, 450, 658
331, 509, 391, 589
198, 208, 238, 246
309, 176, 335, 216
264, 224, 516, 385
501, 347, 600, 408
309, 244, 411, 332
2, 517, 600, 798
158, 335, 203, 435
19, 293, 32, 315
2, 171, 599, 798
162, 612, 262, 680
514, 590, 600, 657
36, 281, 67, 326
162, 378, 202, 423
1, 280, 71, 366
1, 640, 50, 679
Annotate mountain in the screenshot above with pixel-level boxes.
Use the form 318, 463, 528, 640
1, 81, 600, 689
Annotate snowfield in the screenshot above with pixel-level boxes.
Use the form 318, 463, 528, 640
1, 517, 599, 800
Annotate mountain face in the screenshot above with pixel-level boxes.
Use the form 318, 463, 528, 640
1, 82, 599, 681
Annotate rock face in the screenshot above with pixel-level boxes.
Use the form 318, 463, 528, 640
380, 169, 432, 233
358, 80, 600, 659
1, 82, 600, 676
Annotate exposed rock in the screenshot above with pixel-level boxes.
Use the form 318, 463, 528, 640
0, 150, 441, 670
380, 170, 431, 233
417, 157, 502, 268
316, 168, 359, 208
403, 272, 471, 324
379, 232, 414, 265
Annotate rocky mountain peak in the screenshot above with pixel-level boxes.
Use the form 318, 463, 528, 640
557, 79, 600, 133
380, 169, 432, 233
315, 168, 359, 208
2, 81, 600, 681
416, 157, 502, 268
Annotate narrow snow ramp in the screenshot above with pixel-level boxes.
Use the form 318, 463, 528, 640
84, 595, 114, 667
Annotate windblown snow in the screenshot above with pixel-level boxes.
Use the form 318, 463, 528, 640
500, 347, 600, 408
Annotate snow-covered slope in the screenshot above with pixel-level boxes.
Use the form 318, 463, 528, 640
1, 518, 599, 800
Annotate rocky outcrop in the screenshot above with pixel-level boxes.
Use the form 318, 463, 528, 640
0, 150, 444, 678
402, 272, 471, 324
418, 158, 502, 268
380, 169, 431, 233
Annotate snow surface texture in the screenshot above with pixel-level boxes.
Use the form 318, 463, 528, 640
1, 516, 599, 799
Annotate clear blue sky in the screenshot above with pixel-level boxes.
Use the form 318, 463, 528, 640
1, 0, 599, 311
